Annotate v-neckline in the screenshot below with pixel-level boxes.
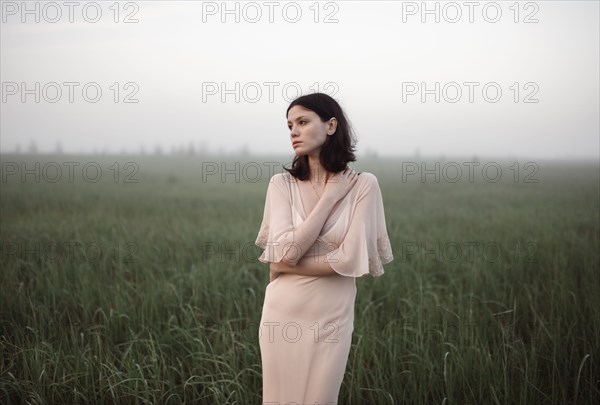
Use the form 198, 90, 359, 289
310, 180, 325, 199
290, 176, 342, 240
292, 178, 320, 220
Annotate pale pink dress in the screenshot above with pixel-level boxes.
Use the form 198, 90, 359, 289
255, 171, 394, 405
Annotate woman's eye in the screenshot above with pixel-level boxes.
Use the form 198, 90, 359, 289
288, 121, 306, 130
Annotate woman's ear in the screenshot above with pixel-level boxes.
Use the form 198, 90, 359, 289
327, 118, 338, 135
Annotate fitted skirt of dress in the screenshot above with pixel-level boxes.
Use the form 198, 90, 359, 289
259, 272, 357, 405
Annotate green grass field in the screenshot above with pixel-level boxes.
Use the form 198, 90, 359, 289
1, 153, 598, 404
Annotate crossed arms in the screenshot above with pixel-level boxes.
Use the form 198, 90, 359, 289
269, 194, 340, 279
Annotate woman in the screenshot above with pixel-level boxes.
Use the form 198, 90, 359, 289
255, 92, 394, 404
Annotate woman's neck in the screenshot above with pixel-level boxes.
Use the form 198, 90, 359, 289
307, 156, 329, 184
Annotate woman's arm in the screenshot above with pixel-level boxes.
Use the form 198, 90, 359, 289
271, 254, 337, 278
279, 195, 339, 267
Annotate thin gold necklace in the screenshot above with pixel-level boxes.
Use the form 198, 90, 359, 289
310, 173, 330, 198
311, 181, 323, 198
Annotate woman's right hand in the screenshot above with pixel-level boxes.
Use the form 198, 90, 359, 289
323, 168, 360, 203
269, 269, 281, 282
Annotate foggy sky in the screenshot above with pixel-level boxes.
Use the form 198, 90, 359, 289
1, 0, 598, 159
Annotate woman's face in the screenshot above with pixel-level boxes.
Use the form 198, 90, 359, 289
287, 105, 336, 157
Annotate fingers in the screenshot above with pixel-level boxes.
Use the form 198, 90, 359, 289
341, 168, 361, 178
346, 169, 358, 178
346, 169, 358, 183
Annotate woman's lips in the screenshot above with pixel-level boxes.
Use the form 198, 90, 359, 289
293, 142, 302, 147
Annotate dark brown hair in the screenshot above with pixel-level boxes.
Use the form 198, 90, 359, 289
283, 93, 357, 181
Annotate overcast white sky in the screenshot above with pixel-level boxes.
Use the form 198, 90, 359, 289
1, 0, 598, 159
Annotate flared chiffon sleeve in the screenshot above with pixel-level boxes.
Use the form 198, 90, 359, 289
255, 174, 297, 264
324, 173, 394, 278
